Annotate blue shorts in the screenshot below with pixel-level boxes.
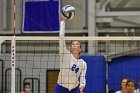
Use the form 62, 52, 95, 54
54, 84, 79, 93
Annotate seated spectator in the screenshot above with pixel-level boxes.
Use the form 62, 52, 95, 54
115, 77, 130, 93
126, 79, 137, 93
24, 82, 31, 93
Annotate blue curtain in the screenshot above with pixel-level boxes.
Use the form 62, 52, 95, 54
23, 0, 59, 33
81, 56, 106, 93
108, 56, 140, 92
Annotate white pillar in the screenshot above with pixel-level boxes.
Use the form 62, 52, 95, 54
88, 0, 96, 55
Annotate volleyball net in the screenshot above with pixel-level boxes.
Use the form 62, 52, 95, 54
1, 36, 140, 93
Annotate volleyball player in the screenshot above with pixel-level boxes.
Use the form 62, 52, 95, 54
54, 17, 87, 93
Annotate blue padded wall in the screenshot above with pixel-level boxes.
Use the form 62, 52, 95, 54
81, 56, 106, 93
108, 56, 140, 92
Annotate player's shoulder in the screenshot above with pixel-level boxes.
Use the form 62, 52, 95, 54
79, 59, 87, 64
135, 89, 140, 93
79, 58, 85, 62
115, 91, 121, 93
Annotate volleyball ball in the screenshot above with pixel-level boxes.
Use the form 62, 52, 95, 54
61, 5, 75, 20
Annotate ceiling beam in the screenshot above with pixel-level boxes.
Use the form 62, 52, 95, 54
97, 11, 140, 17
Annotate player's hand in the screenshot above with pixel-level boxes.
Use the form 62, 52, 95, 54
58, 12, 67, 21
79, 85, 84, 93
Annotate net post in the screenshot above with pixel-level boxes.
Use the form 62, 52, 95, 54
11, 36, 16, 93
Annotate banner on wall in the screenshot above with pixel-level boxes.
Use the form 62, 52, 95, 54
22, 0, 59, 33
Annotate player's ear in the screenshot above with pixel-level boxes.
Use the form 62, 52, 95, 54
79, 48, 82, 52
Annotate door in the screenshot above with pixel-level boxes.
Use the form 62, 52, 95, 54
46, 70, 59, 93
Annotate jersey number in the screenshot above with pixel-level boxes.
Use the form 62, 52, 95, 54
71, 64, 79, 73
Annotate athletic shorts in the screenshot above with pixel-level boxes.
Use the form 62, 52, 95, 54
54, 84, 79, 93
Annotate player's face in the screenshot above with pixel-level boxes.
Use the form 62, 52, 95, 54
127, 82, 135, 93
70, 41, 81, 54
121, 79, 127, 89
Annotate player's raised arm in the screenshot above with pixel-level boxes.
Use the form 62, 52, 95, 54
59, 4, 75, 38
59, 5, 75, 58
59, 12, 69, 64
59, 15, 66, 37
59, 16, 67, 55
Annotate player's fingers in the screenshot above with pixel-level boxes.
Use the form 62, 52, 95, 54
58, 12, 67, 20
